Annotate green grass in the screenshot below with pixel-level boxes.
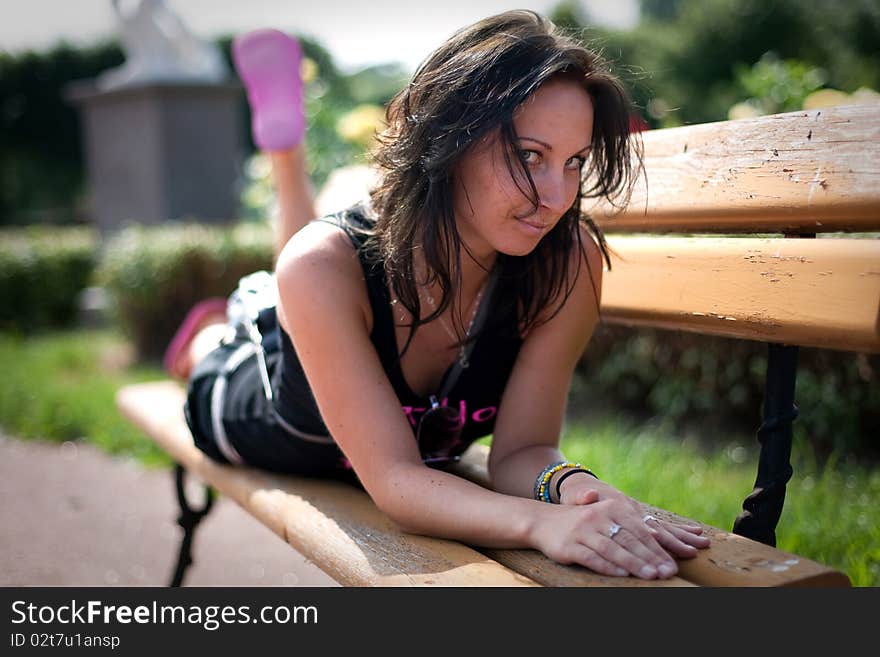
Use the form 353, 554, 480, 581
2, 329, 878, 586
0, 329, 172, 467
558, 421, 880, 587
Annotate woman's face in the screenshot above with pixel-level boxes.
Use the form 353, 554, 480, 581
452, 77, 595, 261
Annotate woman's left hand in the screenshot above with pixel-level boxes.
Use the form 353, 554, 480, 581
558, 473, 711, 558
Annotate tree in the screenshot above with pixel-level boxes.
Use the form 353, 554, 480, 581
548, 0, 880, 126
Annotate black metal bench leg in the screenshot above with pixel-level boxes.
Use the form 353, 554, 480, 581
733, 343, 799, 546
169, 463, 215, 587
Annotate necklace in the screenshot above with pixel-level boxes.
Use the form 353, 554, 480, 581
422, 280, 487, 368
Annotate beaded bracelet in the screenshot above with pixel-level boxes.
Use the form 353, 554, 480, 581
554, 467, 598, 502
534, 461, 586, 503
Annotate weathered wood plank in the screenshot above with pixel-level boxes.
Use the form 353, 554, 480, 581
588, 104, 880, 233
599, 236, 880, 353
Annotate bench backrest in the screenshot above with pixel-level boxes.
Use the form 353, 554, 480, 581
590, 104, 878, 233
592, 104, 880, 353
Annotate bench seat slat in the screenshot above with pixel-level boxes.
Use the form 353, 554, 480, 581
588, 104, 880, 234
116, 381, 538, 587
116, 381, 850, 587
601, 236, 880, 353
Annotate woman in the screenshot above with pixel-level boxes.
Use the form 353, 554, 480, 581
169, 10, 709, 580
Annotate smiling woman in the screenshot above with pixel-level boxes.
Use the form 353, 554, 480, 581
163, 10, 710, 581
452, 78, 594, 258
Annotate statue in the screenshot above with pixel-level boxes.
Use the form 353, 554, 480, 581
98, 0, 229, 89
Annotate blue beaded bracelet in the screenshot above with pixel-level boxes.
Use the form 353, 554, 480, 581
534, 461, 587, 503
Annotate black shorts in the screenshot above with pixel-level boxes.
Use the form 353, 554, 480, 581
183, 313, 361, 487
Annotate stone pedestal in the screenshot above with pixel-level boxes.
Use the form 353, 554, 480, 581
66, 81, 244, 232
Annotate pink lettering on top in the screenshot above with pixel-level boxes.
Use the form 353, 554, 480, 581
471, 406, 497, 423
402, 400, 498, 427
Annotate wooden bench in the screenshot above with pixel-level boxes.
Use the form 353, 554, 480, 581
116, 104, 877, 587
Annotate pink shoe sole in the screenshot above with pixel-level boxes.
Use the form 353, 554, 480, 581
163, 298, 228, 376
232, 29, 305, 151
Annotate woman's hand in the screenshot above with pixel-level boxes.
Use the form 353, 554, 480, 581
529, 496, 684, 579
557, 471, 711, 562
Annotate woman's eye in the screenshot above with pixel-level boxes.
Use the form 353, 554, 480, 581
565, 156, 587, 170
519, 149, 540, 165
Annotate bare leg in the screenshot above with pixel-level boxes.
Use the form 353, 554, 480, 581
184, 322, 228, 375
169, 317, 226, 380
231, 29, 314, 261
165, 30, 315, 381
269, 146, 316, 262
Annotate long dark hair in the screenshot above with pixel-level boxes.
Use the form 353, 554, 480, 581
365, 10, 641, 355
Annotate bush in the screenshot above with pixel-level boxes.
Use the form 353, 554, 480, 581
576, 324, 880, 458
1, 41, 124, 226
0, 226, 97, 331
96, 221, 273, 362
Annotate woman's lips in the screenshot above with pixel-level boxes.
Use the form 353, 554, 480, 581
514, 212, 549, 231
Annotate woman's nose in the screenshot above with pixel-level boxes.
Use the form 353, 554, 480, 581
537, 171, 573, 215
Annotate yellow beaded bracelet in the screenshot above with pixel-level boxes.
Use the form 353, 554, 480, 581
534, 461, 583, 503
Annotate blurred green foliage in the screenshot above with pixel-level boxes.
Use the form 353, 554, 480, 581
0, 222, 274, 358
732, 52, 828, 116
560, 420, 880, 586
96, 222, 273, 362
575, 325, 880, 461
0, 226, 97, 331
550, 0, 880, 126
0, 41, 123, 225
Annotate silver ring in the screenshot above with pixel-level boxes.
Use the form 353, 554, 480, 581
608, 523, 622, 539
643, 514, 659, 524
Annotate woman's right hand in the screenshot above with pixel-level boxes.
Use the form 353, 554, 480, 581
559, 474, 711, 561
529, 496, 680, 579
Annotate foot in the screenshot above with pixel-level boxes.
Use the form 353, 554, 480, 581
163, 298, 228, 379
232, 29, 305, 151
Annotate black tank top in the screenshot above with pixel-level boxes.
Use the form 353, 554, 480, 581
273, 204, 523, 458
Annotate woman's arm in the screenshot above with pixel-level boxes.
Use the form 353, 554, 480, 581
488, 228, 709, 558
488, 226, 603, 497
275, 224, 685, 578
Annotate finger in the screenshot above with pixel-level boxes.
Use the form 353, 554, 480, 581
586, 526, 671, 579
647, 520, 700, 558
589, 535, 655, 578
616, 516, 675, 568
637, 515, 704, 560
661, 521, 711, 549
567, 545, 630, 578
608, 527, 678, 577
646, 515, 708, 539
